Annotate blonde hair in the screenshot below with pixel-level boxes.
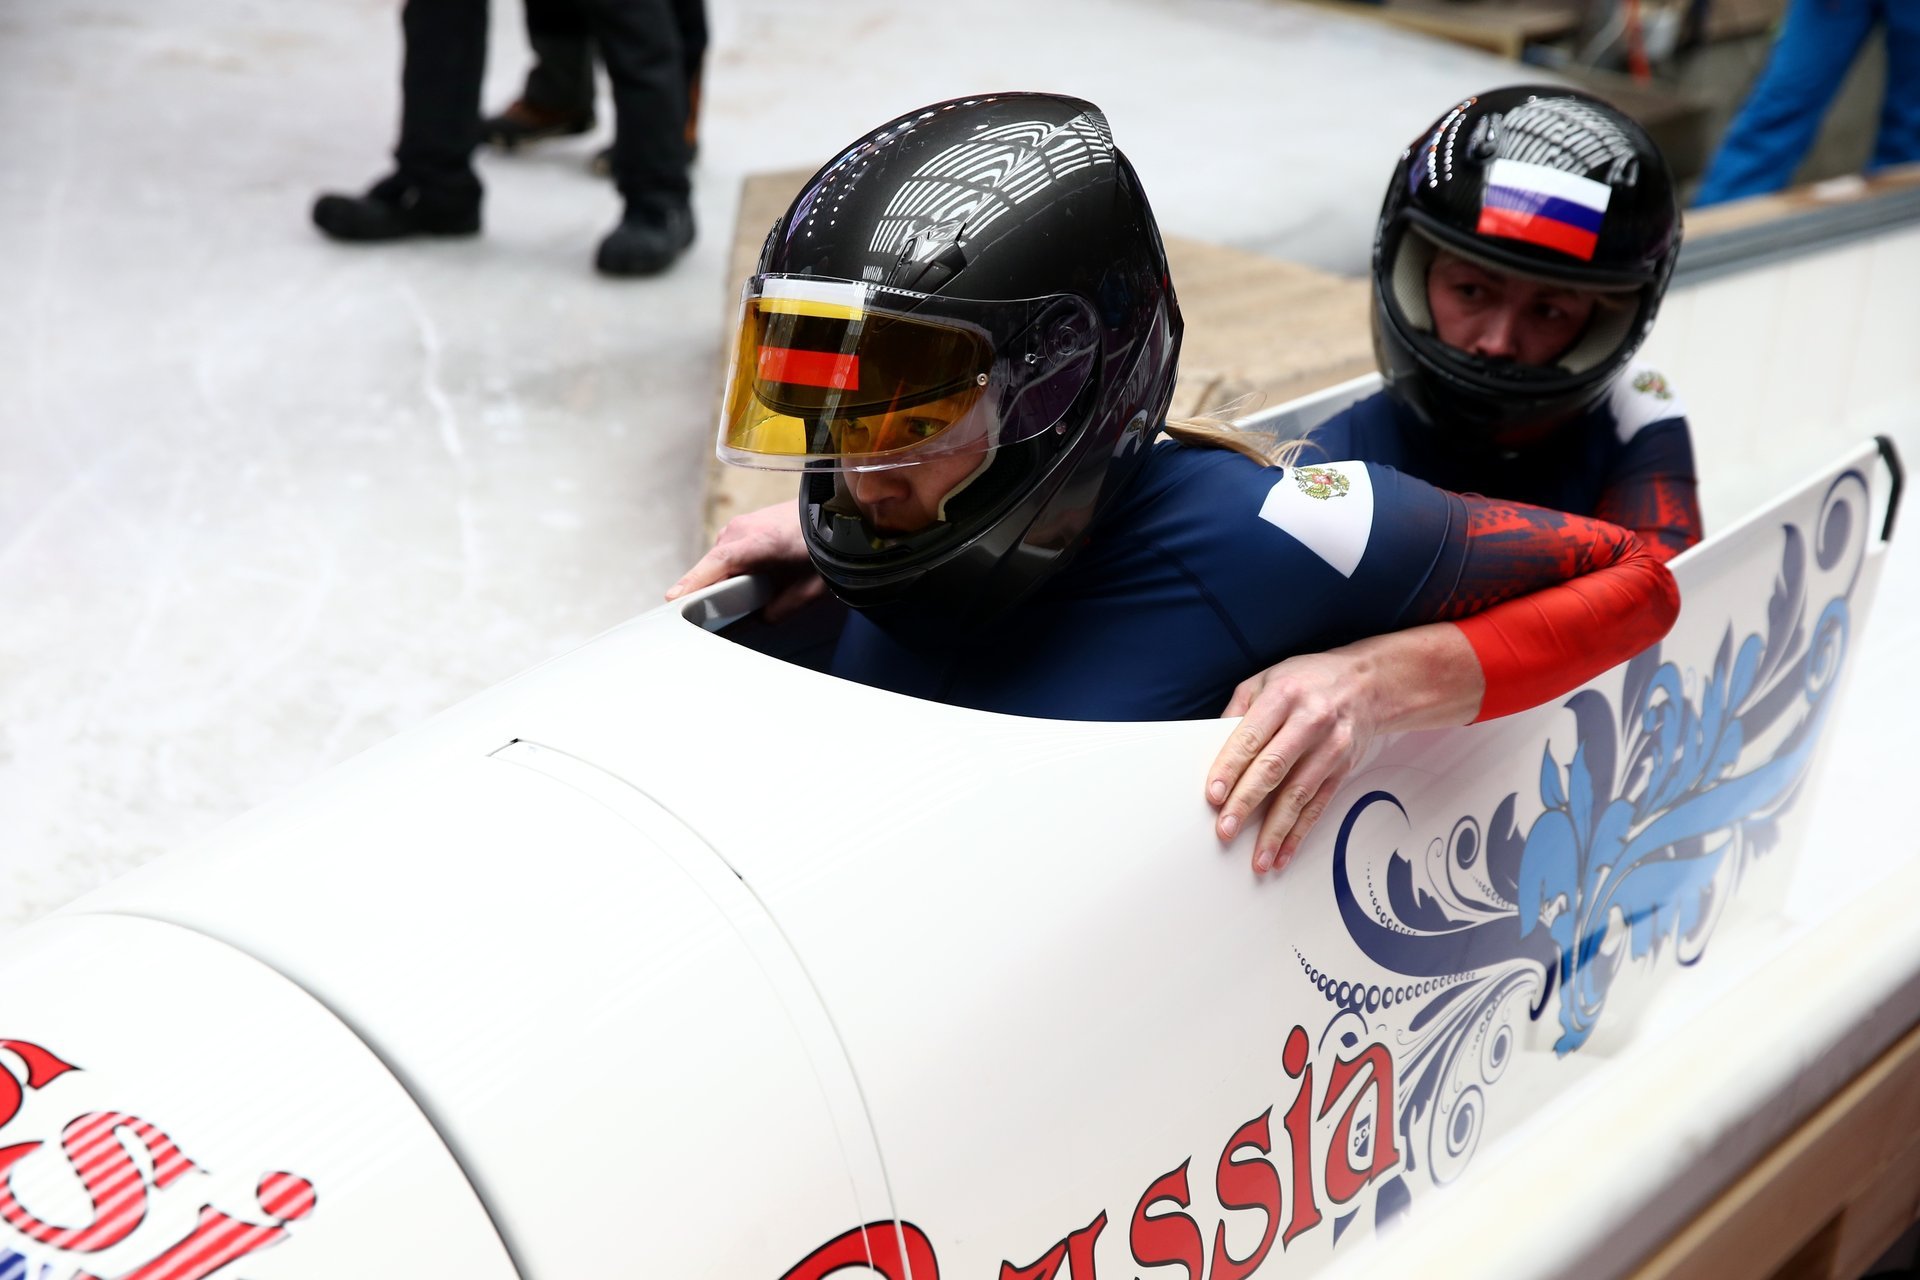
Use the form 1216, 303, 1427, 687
1163, 416, 1312, 469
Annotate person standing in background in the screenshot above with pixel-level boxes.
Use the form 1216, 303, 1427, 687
1693, 0, 1920, 206
312, 0, 697, 277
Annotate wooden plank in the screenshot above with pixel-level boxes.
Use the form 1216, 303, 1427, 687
1828, 1132, 1920, 1280
1293, 0, 1581, 60
1700, 0, 1785, 42
1625, 1017, 1920, 1280
705, 169, 1375, 542
1684, 161, 1920, 239
1162, 236, 1372, 422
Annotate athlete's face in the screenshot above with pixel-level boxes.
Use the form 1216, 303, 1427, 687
1426, 252, 1600, 366
841, 390, 991, 535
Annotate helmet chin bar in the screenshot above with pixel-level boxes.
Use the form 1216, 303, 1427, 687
934, 442, 999, 521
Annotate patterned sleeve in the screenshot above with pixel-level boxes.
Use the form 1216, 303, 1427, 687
1594, 366, 1703, 561
1408, 495, 1681, 722
1222, 458, 1678, 723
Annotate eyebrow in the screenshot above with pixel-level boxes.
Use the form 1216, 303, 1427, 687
1443, 261, 1587, 301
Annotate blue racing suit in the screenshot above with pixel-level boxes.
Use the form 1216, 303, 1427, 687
1301, 362, 1701, 562
829, 439, 1677, 721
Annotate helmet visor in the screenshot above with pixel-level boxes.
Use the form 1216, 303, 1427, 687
718, 274, 1099, 471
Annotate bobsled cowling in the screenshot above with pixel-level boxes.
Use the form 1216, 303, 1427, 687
0, 439, 1899, 1279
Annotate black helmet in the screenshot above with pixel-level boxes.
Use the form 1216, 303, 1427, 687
1371, 85, 1681, 449
716, 93, 1181, 630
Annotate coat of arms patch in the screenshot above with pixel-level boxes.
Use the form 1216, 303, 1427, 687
1294, 465, 1351, 500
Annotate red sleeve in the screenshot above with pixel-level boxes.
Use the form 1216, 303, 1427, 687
1423, 497, 1681, 723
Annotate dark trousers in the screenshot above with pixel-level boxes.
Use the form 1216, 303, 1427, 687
520, 0, 705, 146
523, 0, 596, 116
394, 0, 691, 206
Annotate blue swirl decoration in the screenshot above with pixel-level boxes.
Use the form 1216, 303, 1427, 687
1309, 468, 1870, 1217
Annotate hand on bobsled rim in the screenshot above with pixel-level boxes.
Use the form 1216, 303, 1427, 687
1207, 625, 1484, 877
665, 500, 824, 621
1209, 649, 1385, 877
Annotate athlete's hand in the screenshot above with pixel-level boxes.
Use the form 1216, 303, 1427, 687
1207, 651, 1384, 877
665, 501, 823, 621
1207, 626, 1483, 877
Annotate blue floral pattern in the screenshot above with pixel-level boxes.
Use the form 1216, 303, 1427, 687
1303, 468, 1871, 1219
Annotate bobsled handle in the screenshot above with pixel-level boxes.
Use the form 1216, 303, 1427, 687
676, 574, 774, 632
1876, 434, 1904, 545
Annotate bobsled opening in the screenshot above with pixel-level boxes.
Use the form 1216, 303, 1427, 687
678, 574, 849, 673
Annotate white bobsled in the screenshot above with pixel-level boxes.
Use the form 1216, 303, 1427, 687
0, 437, 1899, 1280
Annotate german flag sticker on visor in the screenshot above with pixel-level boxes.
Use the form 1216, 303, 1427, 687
717, 274, 1099, 471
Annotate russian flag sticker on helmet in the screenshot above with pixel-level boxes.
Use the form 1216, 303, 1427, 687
1476, 158, 1611, 261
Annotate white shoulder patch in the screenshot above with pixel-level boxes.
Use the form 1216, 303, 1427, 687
1609, 361, 1687, 443
1258, 461, 1376, 578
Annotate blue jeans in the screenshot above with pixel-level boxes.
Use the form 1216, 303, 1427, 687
1692, 0, 1920, 206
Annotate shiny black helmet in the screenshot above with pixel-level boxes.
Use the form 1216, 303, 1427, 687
716, 93, 1181, 629
1371, 85, 1681, 448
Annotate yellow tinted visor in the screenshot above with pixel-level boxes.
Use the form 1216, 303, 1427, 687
719, 277, 995, 469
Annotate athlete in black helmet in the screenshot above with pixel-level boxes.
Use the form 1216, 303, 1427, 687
682, 93, 1680, 872
721, 96, 1177, 631
1203, 86, 1704, 870
1324, 85, 1701, 558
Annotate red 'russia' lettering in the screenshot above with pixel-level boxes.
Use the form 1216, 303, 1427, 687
999, 1210, 1105, 1280
779, 1220, 940, 1280
1317, 1043, 1399, 1205
0, 1040, 78, 1132
1128, 1159, 1204, 1280
0, 1041, 321, 1279
1278, 1027, 1323, 1246
1209, 1110, 1280, 1280
0, 1111, 200, 1252
76, 1171, 318, 1280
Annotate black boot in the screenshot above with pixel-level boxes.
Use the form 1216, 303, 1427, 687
594, 195, 694, 277
312, 173, 481, 242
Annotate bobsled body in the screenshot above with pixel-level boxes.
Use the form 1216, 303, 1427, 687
0, 440, 1897, 1279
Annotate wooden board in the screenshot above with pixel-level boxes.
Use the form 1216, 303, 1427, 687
1160, 237, 1372, 422
1683, 160, 1920, 238
1625, 1017, 1920, 1280
1700, 0, 1786, 42
1294, 0, 1581, 60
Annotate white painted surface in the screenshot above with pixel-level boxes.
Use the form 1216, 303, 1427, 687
1641, 225, 1920, 529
